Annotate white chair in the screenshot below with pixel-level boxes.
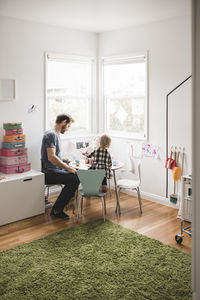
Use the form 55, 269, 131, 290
116, 157, 142, 215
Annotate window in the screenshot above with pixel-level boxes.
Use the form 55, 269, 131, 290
45, 53, 95, 135
102, 54, 148, 139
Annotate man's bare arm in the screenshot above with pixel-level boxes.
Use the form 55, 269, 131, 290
47, 147, 76, 174
62, 157, 71, 164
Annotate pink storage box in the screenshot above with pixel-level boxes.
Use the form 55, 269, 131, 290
0, 163, 31, 174
0, 155, 27, 166
5, 129, 23, 136
0, 148, 27, 157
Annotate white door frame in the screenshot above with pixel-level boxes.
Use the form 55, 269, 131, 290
192, 0, 200, 299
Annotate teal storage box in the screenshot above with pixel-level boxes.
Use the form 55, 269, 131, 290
2, 142, 25, 149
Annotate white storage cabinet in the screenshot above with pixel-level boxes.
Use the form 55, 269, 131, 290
0, 170, 45, 226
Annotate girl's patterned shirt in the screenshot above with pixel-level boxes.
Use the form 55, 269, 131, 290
90, 148, 112, 179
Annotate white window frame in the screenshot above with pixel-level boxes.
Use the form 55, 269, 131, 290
100, 52, 148, 140
44, 52, 96, 138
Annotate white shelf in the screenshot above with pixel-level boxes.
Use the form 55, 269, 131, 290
179, 175, 192, 222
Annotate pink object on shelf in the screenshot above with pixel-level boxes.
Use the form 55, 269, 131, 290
0, 163, 31, 174
0, 148, 27, 157
0, 155, 27, 166
5, 129, 23, 136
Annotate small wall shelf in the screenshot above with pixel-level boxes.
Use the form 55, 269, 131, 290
0, 79, 16, 101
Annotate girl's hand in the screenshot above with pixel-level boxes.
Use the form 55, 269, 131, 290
82, 151, 89, 157
86, 158, 93, 164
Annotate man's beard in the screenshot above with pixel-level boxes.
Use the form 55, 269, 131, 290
61, 125, 66, 134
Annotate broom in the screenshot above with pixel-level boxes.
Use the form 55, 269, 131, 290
173, 149, 182, 181
170, 148, 178, 204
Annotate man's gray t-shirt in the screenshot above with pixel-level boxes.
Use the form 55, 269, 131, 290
41, 130, 62, 173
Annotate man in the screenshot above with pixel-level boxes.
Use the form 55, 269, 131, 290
41, 114, 79, 219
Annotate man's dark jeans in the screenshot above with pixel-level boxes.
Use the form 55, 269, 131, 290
44, 169, 80, 212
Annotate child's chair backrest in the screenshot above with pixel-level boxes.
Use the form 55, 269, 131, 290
130, 156, 141, 184
77, 169, 105, 196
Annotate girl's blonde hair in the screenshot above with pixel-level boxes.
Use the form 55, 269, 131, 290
100, 134, 111, 148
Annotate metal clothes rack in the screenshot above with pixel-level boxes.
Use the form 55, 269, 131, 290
166, 75, 192, 198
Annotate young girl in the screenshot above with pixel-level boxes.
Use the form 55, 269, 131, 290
82, 135, 101, 158
89, 134, 112, 192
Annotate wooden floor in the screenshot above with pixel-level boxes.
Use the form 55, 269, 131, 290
0, 191, 191, 253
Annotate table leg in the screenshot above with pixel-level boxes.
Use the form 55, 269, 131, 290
113, 170, 120, 214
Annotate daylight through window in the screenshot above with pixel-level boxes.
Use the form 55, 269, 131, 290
46, 54, 94, 134
102, 54, 148, 139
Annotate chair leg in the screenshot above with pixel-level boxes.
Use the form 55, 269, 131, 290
104, 196, 106, 216
81, 196, 83, 214
115, 187, 121, 215
73, 189, 78, 215
72, 194, 75, 215
115, 187, 118, 213
118, 188, 121, 215
137, 187, 142, 214
44, 186, 47, 200
46, 186, 50, 200
101, 197, 105, 221
76, 196, 82, 223
108, 179, 112, 198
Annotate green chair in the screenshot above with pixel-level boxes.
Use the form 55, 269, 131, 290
77, 169, 107, 222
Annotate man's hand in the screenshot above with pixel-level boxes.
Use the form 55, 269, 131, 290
63, 158, 71, 164
47, 148, 75, 172
67, 166, 77, 174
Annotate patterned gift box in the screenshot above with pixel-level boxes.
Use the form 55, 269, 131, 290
0, 148, 27, 157
5, 129, 23, 136
0, 155, 27, 166
1, 122, 31, 174
2, 142, 25, 149
3, 134, 26, 143
3, 123, 22, 130
0, 163, 31, 174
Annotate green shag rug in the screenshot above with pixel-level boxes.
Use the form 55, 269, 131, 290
0, 219, 191, 300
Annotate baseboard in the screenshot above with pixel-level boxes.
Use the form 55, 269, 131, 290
110, 183, 179, 209
140, 191, 179, 209
49, 184, 179, 209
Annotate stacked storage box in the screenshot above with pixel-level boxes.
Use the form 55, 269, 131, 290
0, 123, 31, 174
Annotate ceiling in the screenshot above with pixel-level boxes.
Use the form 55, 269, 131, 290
0, 0, 191, 33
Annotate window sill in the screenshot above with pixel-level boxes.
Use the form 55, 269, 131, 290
107, 133, 147, 141
60, 133, 94, 140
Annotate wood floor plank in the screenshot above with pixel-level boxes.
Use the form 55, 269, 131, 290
0, 192, 191, 253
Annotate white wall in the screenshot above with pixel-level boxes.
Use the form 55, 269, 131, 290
0, 15, 192, 205
98, 15, 192, 204
0, 16, 97, 170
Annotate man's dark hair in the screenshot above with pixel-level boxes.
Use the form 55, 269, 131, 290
56, 114, 74, 124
